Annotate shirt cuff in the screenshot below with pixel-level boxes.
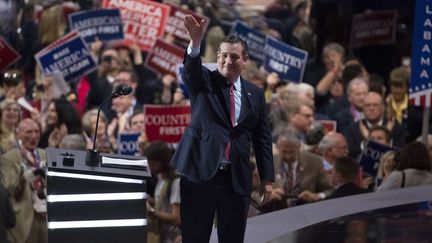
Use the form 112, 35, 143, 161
187, 43, 201, 57
318, 192, 326, 200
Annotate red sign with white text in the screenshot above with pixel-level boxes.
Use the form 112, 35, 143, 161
145, 39, 184, 77
102, 0, 171, 51
144, 105, 191, 144
0, 36, 21, 70
350, 10, 397, 48
165, 4, 209, 48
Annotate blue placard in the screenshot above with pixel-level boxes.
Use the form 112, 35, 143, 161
229, 21, 266, 63
359, 140, 394, 177
69, 9, 124, 43
263, 37, 308, 83
409, 1, 432, 107
118, 132, 141, 156
35, 32, 97, 82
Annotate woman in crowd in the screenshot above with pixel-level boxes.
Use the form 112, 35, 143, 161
0, 99, 21, 154
81, 108, 113, 153
378, 142, 432, 190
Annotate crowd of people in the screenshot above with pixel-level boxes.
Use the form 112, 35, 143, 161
0, 0, 430, 243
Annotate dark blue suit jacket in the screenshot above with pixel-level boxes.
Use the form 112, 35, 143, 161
170, 54, 274, 196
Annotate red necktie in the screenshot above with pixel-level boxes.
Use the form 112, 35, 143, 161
224, 83, 235, 160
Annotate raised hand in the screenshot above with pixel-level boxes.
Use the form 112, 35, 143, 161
184, 14, 206, 47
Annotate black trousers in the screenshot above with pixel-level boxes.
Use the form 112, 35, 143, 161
180, 170, 250, 243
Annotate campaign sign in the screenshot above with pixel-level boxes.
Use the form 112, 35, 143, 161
144, 105, 191, 144
165, 3, 209, 48
263, 37, 308, 83
319, 120, 337, 135
409, 1, 432, 107
69, 9, 124, 43
359, 140, 393, 177
229, 21, 266, 63
35, 31, 97, 82
145, 39, 184, 77
350, 10, 397, 48
118, 132, 140, 155
0, 36, 21, 70
102, 0, 171, 52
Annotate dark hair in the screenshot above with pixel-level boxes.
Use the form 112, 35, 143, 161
144, 140, 173, 172
335, 156, 359, 182
342, 64, 364, 86
369, 73, 386, 95
397, 142, 431, 171
369, 125, 391, 143
218, 35, 249, 57
52, 97, 82, 133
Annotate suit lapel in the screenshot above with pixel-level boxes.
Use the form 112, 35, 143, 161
237, 80, 252, 125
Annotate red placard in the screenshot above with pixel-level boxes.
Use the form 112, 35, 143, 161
145, 38, 184, 77
102, 0, 171, 52
0, 36, 21, 70
319, 120, 337, 135
144, 105, 191, 144
165, 3, 209, 48
350, 10, 397, 48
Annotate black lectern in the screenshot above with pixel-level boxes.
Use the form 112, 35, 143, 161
46, 148, 152, 243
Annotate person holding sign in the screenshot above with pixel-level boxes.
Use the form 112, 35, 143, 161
170, 15, 274, 243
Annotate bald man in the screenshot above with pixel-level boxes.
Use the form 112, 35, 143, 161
318, 132, 348, 172
0, 119, 47, 243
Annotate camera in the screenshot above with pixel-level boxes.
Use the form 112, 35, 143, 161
1, 70, 22, 87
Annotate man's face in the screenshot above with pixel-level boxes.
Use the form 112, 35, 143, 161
348, 82, 368, 110
390, 82, 407, 102
369, 130, 389, 145
277, 138, 300, 164
130, 113, 145, 132
18, 120, 41, 150
330, 135, 348, 158
290, 105, 314, 134
217, 42, 247, 82
101, 49, 119, 72
115, 71, 136, 89
112, 95, 132, 114
363, 93, 385, 123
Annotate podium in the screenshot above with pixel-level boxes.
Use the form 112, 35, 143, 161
45, 148, 152, 243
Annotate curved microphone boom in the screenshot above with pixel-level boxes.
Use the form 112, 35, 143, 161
85, 84, 133, 166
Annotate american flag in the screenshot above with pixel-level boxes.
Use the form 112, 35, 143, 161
409, 0, 432, 108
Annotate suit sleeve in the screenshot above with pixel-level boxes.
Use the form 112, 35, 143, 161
181, 52, 211, 96
0, 183, 16, 228
252, 94, 275, 183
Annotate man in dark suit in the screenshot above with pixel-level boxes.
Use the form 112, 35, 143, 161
170, 15, 274, 243
326, 156, 369, 200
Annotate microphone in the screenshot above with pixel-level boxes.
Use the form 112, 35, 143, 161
85, 84, 133, 166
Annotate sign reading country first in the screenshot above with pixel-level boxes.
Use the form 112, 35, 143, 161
102, 0, 170, 52
35, 31, 97, 82
69, 9, 124, 43
263, 36, 308, 83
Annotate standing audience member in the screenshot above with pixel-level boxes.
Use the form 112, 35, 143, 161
326, 156, 370, 200
379, 142, 432, 190
145, 141, 181, 243
0, 99, 21, 154
170, 15, 274, 243
0, 118, 47, 243
0, 178, 16, 243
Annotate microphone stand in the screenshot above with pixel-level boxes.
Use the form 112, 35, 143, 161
85, 85, 132, 166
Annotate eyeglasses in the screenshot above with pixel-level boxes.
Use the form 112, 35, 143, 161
364, 103, 382, 108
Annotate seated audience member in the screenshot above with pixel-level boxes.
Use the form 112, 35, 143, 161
378, 142, 432, 190
144, 141, 181, 243
318, 132, 348, 172
344, 92, 406, 158
268, 129, 333, 211
375, 151, 397, 189
326, 156, 370, 200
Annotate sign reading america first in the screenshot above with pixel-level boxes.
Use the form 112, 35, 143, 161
35, 31, 97, 82
410, 1, 432, 107
69, 9, 124, 43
